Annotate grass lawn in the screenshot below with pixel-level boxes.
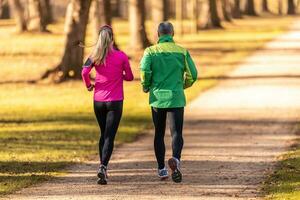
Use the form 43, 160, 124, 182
0, 16, 296, 195
263, 139, 300, 200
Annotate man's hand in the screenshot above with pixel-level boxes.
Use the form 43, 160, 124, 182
143, 87, 149, 93
87, 84, 94, 92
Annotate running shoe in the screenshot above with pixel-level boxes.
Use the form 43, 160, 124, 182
168, 157, 182, 183
97, 164, 108, 185
158, 167, 169, 180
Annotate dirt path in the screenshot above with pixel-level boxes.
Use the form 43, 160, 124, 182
5, 21, 300, 200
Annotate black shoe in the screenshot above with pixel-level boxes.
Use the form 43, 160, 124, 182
97, 165, 107, 185
168, 158, 182, 183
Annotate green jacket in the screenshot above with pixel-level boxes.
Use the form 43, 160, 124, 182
140, 35, 198, 108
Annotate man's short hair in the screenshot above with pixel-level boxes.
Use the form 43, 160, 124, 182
158, 22, 174, 36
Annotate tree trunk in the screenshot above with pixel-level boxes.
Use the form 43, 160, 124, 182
89, 0, 112, 38
232, 0, 242, 18
163, 0, 169, 19
287, 0, 296, 15
117, 0, 128, 18
262, 0, 269, 12
245, 0, 257, 16
129, 0, 151, 51
90, 0, 117, 48
221, 0, 232, 22
152, 0, 167, 40
0, 0, 10, 19
8, 0, 27, 32
91, 0, 104, 40
92, 0, 111, 26
43, 0, 92, 82
176, 0, 183, 35
103, 0, 111, 25
278, 0, 283, 15
114, 0, 120, 16
204, 0, 222, 29
27, 0, 47, 32
40, 0, 53, 24
190, 0, 197, 33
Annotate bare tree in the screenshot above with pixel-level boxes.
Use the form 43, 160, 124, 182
176, 0, 183, 35
90, 0, 117, 48
278, 0, 283, 14
232, 0, 242, 18
90, 0, 98, 40
245, 0, 257, 16
262, 0, 269, 12
8, 0, 27, 32
103, 0, 111, 25
40, 0, 53, 24
287, 0, 296, 15
129, 0, 151, 50
221, 0, 232, 22
163, 0, 169, 19
91, 0, 111, 26
0, 0, 10, 19
152, 0, 167, 39
27, 0, 47, 32
204, 0, 222, 28
91, 0, 104, 40
190, 0, 197, 33
42, 0, 92, 82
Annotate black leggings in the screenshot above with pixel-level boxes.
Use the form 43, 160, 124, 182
94, 101, 123, 167
151, 107, 184, 169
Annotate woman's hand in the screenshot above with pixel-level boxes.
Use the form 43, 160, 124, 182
87, 84, 94, 92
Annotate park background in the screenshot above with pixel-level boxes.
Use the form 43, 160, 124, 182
0, 0, 300, 199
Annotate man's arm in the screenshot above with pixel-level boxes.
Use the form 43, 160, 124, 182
140, 48, 152, 92
184, 51, 198, 89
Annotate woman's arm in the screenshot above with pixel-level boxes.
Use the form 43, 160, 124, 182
81, 58, 94, 89
123, 55, 134, 81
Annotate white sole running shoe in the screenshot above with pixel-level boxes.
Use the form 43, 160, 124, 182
168, 158, 182, 183
158, 167, 169, 180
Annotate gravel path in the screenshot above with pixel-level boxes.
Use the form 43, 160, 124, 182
5, 20, 300, 200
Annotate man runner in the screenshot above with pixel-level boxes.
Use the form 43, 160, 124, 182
140, 22, 198, 183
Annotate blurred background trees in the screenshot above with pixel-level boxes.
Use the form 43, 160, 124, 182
245, 0, 257, 16
1, 0, 299, 82
4, 0, 300, 33
42, 0, 92, 82
129, 0, 151, 51
0, 0, 10, 19
288, 0, 296, 14
8, 0, 27, 32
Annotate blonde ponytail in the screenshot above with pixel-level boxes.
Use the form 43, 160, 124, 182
90, 28, 113, 65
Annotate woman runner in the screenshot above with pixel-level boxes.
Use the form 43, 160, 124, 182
81, 25, 134, 185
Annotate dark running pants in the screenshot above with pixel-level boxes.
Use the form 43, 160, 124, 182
94, 101, 123, 167
151, 107, 184, 169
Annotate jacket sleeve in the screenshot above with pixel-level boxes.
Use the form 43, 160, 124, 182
81, 57, 94, 88
140, 48, 152, 90
122, 53, 134, 81
184, 51, 198, 89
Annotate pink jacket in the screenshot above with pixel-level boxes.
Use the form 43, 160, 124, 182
81, 50, 134, 102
